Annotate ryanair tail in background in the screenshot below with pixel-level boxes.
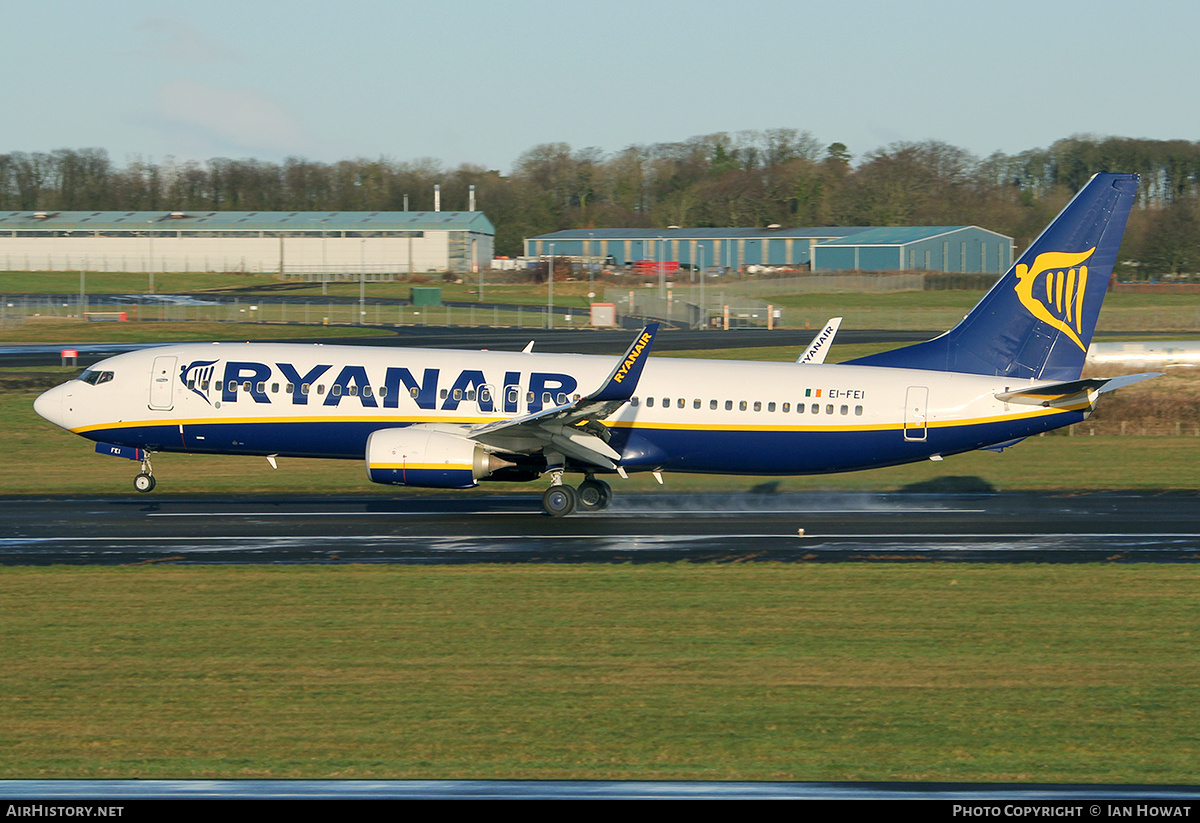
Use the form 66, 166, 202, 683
846, 172, 1139, 381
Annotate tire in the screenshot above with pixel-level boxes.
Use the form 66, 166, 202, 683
542, 485, 577, 517
576, 479, 612, 512
134, 473, 155, 493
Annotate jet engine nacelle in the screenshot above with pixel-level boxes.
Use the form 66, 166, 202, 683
365, 427, 508, 489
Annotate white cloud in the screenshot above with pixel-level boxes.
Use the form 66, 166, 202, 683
152, 80, 323, 158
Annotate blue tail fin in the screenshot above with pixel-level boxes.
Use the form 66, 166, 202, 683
845, 172, 1139, 380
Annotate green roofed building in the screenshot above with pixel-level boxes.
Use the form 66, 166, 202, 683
525, 225, 1013, 275
524, 227, 871, 270
811, 226, 1013, 274
0, 210, 495, 275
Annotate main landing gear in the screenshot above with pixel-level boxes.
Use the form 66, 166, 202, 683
541, 472, 613, 517
134, 453, 156, 493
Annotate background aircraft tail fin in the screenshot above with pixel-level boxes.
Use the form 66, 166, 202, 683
844, 172, 1139, 380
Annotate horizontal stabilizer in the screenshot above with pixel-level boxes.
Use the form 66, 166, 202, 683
995, 372, 1160, 407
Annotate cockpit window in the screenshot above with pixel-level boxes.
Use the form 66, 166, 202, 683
79, 370, 114, 385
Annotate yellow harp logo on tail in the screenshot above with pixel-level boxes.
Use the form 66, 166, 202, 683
1013, 247, 1096, 351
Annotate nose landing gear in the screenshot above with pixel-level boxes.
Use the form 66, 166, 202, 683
134, 454, 156, 493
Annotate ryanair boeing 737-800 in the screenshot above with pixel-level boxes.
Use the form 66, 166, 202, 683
34, 173, 1154, 515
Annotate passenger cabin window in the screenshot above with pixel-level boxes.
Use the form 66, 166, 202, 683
709, 400, 717, 410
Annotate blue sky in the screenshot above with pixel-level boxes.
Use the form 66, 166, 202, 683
4, 0, 1197, 172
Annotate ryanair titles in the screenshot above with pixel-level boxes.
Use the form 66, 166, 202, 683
181, 359, 579, 414
612, 331, 653, 384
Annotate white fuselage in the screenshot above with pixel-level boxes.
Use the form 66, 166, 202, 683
34, 342, 1090, 478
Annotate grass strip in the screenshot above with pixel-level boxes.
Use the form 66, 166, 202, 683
1, 564, 1196, 782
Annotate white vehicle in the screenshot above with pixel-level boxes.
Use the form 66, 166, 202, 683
35, 173, 1154, 516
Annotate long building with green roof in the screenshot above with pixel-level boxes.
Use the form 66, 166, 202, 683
525, 224, 1012, 274
0, 210, 495, 275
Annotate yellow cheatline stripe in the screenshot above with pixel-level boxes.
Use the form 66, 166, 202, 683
370, 463, 472, 472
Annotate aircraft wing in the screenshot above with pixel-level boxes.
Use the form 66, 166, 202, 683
468, 324, 660, 469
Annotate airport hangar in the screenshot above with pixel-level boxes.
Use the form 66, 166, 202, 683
525, 225, 1013, 273
0, 210, 495, 276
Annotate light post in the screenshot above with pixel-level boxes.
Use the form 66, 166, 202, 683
359, 240, 366, 325
146, 221, 154, 294
547, 243, 554, 330
658, 236, 666, 299
588, 232, 595, 304
321, 218, 328, 296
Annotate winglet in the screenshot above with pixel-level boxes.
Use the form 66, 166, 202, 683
798, 317, 842, 364
590, 324, 660, 401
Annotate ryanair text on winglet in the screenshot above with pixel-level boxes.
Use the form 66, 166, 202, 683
612, 332, 653, 384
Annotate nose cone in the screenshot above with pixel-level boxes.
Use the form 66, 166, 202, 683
34, 384, 68, 429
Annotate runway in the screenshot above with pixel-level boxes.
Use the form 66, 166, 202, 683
5, 490, 1200, 565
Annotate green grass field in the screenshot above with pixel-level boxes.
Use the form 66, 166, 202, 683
2, 564, 1197, 781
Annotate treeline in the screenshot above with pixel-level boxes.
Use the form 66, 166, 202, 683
2, 131, 1199, 272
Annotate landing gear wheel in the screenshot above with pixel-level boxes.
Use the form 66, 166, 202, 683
134, 473, 156, 493
576, 478, 612, 512
542, 484, 578, 517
